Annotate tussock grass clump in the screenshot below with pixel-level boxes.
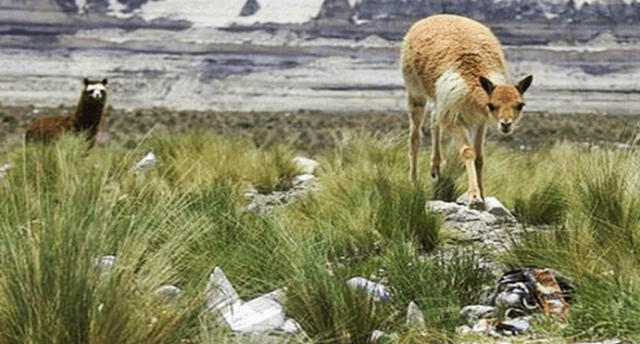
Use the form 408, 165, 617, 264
513, 182, 568, 226
1, 131, 640, 343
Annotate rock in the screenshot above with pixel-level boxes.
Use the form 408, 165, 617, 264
0, 163, 11, 180
471, 318, 493, 333
370, 330, 398, 343
292, 173, 316, 187
154, 285, 182, 302
456, 325, 472, 335
405, 301, 426, 328
96, 255, 116, 276
496, 316, 531, 335
292, 156, 320, 174
460, 305, 495, 326
484, 197, 515, 220
133, 152, 157, 174
347, 277, 391, 301
204, 267, 301, 334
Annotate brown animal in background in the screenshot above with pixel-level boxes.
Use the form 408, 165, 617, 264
26, 78, 108, 148
401, 14, 532, 208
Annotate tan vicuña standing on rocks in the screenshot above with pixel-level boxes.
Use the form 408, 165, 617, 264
401, 14, 533, 208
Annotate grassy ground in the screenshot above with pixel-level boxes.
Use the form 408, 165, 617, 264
0, 131, 639, 343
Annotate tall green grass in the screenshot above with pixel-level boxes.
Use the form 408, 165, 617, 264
0, 132, 639, 343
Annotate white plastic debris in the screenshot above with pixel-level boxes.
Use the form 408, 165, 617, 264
346, 277, 391, 301
154, 285, 182, 302
204, 267, 301, 334
292, 156, 320, 174
133, 152, 157, 174
406, 301, 426, 328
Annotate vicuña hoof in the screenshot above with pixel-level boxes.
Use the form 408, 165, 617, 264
468, 194, 485, 210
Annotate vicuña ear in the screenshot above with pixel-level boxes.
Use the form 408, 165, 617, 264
101, 78, 108, 85
479, 76, 495, 95
83, 78, 90, 86
517, 75, 533, 94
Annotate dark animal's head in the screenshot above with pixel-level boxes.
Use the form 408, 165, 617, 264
82, 78, 108, 104
479, 75, 533, 135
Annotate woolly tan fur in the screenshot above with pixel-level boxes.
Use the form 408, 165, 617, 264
401, 14, 533, 207
26, 78, 108, 148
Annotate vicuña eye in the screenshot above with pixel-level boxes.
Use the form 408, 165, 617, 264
516, 103, 525, 111
487, 103, 497, 111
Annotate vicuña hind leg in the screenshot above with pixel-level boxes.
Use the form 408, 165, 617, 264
430, 116, 441, 179
408, 95, 426, 181
454, 128, 484, 209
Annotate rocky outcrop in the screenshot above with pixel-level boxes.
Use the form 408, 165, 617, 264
426, 195, 521, 253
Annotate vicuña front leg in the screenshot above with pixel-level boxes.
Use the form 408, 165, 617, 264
408, 96, 426, 181
473, 123, 486, 199
455, 129, 484, 209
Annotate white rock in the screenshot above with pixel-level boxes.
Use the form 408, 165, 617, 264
484, 197, 515, 220
370, 330, 398, 343
406, 301, 426, 328
278, 318, 303, 333
456, 325, 472, 335
204, 267, 296, 334
154, 285, 182, 302
134, 152, 157, 174
205, 267, 244, 319
0, 163, 12, 180
96, 255, 116, 276
347, 277, 391, 301
292, 156, 320, 174
292, 173, 316, 186
472, 318, 492, 333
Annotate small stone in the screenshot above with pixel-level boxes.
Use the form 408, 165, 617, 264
370, 330, 398, 343
292, 156, 320, 174
154, 285, 182, 302
347, 277, 392, 301
133, 152, 157, 174
472, 318, 493, 333
456, 325, 472, 335
0, 163, 11, 180
460, 305, 495, 326
96, 255, 115, 276
496, 316, 531, 335
406, 301, 426, 328
484, 197, 515, 221
292, 173, 316, 186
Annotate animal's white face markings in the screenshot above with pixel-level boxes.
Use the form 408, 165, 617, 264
85, 84, 106, 100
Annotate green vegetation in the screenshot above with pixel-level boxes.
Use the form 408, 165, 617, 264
0, 132, 639, 343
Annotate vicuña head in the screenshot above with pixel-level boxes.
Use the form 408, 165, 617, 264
82, 78, 108, 104
479, 75, 533, 135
